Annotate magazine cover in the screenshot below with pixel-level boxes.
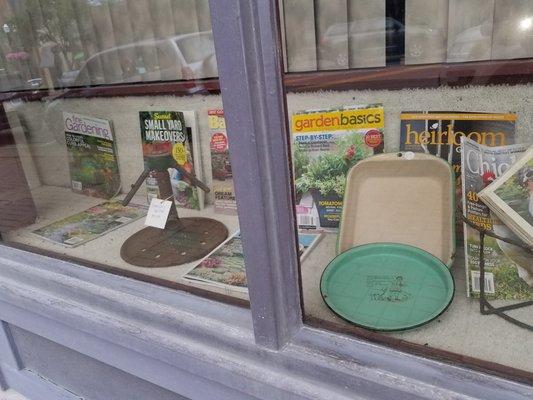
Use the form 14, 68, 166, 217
208, 109, 237, 214
479, 146, 533, 247
183, 231, 323, 291
400, 111, 517, 236
292, 104, 384, 230
64, 112, 120, 199
461, 137, 533, 300
139, 111, 203, 210
32, 202, 147, 247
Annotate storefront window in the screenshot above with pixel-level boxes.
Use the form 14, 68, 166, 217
281, 0, 533, 379
0, 0, 248, 306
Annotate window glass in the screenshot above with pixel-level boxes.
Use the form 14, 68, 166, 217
281, 0, 533, 379
0, 0, 249, 307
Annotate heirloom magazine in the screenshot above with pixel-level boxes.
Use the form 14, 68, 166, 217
139, 111, 203, 210
64, 112, 120, 199
292, 104, 384, 230
461, 137, 533, 300
400, 111, 517, 237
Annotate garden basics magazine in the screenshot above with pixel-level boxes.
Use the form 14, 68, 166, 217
291, 104, 384, 230
461, 137, 533, 300
139, 111, 203, 210
64, 112, 120, 199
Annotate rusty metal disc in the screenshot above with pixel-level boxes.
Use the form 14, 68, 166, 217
121, 217, 228, 267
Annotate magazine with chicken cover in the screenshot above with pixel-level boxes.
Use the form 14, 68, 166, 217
479, 146, 533, 247
292, 104, 384, 230
461, 137, 533, 300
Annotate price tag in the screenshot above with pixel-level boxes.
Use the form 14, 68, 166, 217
145, 198, 173, 229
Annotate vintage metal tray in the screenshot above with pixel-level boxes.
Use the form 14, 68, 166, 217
337, 152, 455, 267
321, 243, 455, 331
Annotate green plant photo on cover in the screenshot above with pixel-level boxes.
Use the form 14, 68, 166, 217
295, 133, 370, 198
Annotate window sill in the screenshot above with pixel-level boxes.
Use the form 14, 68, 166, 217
0, 246, 531, 399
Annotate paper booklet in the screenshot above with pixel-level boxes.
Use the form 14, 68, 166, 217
32, 202, 147, 247
461, 137, 533, 300
183, 231, 323, 293
479, 146, 533, 247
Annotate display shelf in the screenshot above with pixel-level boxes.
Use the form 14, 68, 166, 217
3, 185, 246, 302
300, 233, 533, 375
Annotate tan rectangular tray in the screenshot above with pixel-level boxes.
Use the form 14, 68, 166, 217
338, 152, 455, 266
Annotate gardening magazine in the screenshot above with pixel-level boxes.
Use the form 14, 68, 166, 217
183, 231, 323, 296
139, 111, 203, 210
461, 137, 533, 300
207, 109, 236, 214
292, 104, 384, 230
32, 202, 147, 247
64, 112, 120, 199
400, 111, 517, 237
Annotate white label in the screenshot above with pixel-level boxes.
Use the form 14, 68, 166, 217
404, 151, 415, 160
145, 198, 173, 229
471, 271, 495, 294
72, 180, 82, 191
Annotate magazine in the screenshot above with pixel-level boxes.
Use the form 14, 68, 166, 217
292, 104, 384, 230
479, 146, 533, 247
64, 112, 120, 199
139, 111, 203, 210
183, 231, 323, 291
208, 109, 237, 214
32, 202, 147, 247
400, 111, 517, 236
461, 137, 533, 299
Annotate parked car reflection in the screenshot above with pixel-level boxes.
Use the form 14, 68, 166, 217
73, 31, 217, 87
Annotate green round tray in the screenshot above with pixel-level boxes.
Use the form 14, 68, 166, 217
320, 243, 454, 331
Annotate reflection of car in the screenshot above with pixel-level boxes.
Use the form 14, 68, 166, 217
318, 18, 405, 69
73, 31, 217, 87
447, 23, 492, 62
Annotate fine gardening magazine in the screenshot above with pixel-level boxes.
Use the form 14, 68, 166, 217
461, 137, 533, 300
292, 104, 384, 230
64, 112, 120, 199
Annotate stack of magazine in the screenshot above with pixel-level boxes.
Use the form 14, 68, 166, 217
461, 137, 533, 299
479, 146, 533, 247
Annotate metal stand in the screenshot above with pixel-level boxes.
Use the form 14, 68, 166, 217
120, 155, 228, 268
463, 216, 533, 331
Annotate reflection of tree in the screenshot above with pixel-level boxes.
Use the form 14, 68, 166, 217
5, 0, 82, 71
